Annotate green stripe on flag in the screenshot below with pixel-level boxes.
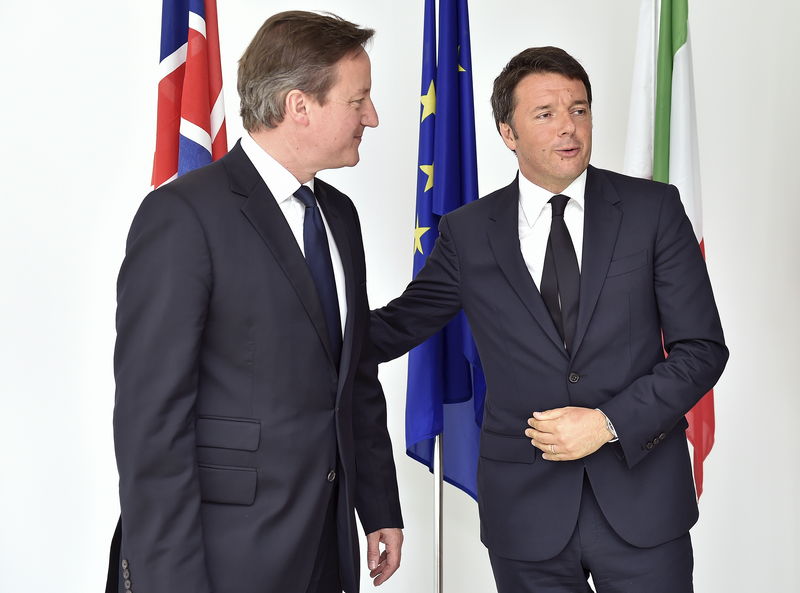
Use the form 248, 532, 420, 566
653, 0, 688, 183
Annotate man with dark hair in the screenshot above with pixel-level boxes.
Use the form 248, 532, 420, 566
109, 11, 402, 593
371, 46, 726, 592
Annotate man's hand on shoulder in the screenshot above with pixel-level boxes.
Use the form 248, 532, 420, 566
366, 527, 403, 586
525, 407, 613, 461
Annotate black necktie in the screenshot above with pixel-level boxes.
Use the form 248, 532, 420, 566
295, 185, 342, 363
540, 194, 580, 353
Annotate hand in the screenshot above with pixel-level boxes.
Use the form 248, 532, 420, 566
524, 406, 612, 461
366, 527, 403, 585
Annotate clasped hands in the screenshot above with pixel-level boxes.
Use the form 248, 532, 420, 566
525, 406, 613, 461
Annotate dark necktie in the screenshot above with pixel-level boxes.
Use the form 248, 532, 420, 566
295, 185, 342, 363
540, 194, 580, 353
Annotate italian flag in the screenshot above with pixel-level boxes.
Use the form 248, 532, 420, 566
624, 0, 714, 498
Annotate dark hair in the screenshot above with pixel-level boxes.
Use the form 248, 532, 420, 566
238, 11, 375, 131
490, 46, 592, 132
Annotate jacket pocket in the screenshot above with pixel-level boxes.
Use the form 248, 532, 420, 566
198, 464, 257, 505
480, 430, 538, 464
196, 416, 260, 451
607, 249, 648, 278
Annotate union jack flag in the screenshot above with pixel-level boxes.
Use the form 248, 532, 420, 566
152, 0, 227, 188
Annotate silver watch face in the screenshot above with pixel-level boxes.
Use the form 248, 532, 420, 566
606, 417, 617, 439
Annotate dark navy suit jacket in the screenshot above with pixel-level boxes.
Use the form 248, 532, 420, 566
111, 142, 402, 593
371, 166, 726, 561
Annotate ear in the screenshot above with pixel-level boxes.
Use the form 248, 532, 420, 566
499, 122, 517, 152
285, 89, 310, 126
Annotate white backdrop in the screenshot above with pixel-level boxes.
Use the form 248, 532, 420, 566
1, 1, 798, 592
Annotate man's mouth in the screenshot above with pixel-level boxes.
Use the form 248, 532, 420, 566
555, 146, 581, 157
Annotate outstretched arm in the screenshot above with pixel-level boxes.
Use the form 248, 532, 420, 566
371, 215, 464, 361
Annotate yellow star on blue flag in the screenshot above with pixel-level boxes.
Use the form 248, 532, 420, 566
421, 80, 436, 122
419, 164, 434, 192
413, 217, 431, 254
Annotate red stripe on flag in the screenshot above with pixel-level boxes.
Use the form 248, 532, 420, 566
204, 0, 226, 159
686, 390, 714, 498
205, 1, 224, 100
212, 119, 227, 157
152, 64, 186, 188
686, 238, 714, 498
182, 28, 212, 134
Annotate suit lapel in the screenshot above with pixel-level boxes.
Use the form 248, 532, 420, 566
572, 166, 622, 357
486, 178, 567, 355
315, 182, 357, 386
226, 142, 338, 369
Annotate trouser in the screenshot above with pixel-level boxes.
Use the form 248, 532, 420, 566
489, 475, 694, 593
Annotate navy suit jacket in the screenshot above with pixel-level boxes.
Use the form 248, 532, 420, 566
371, 166, 727, 561
111, 142, 402, 593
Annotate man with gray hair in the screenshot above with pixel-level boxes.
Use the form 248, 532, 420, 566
109, 11, 403, 593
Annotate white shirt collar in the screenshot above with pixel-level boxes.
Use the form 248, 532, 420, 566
240, 133, 315, 201
518, 169, 587, 228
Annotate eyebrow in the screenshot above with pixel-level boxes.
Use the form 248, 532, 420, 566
533, 99, 589, 111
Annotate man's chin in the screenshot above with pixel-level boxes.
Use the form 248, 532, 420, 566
342, 153, 361, 168
321, 154, 360, 171
559, 161, 589, 181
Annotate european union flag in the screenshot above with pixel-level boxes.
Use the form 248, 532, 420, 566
407, 0, 485, 500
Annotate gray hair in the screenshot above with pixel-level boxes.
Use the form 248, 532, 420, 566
238, 11, 374, 132
239, 67, 333, 131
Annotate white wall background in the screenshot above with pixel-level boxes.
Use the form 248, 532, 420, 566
1, 1, 797, 591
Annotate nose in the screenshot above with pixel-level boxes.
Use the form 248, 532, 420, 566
557, 111, 575, 135
362, 97, 379, 128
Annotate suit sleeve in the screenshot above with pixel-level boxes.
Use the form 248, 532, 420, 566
370, 215, 464, 361
338, 202, 403, 534
600, 184, 728, 469
113, 189, 213, 593
350, 343, 404, 534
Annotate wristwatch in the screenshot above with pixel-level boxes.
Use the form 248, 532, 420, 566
596, 408, 619, 442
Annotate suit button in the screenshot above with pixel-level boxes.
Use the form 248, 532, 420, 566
645, 441, 654, 450
327, 470, 336, 482
659, 433, 666, 440
568, 372, 580, 384
121, 559, 129, 570
124, 579, 132, 590
122, 569, 130, 579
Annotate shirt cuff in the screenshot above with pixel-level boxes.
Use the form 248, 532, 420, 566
595, 408, 619, 442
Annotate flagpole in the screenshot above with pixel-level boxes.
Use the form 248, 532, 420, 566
433, 433, 443, 593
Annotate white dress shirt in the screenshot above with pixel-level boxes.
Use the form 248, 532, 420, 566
240, 134, 347, 336
517, 170, 587, 290
517, 169, 618, 440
